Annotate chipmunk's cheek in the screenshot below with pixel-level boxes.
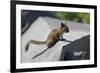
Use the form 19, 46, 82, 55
65, 28, 69, 33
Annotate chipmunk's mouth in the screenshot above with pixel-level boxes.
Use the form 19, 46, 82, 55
65, 29, 69, 33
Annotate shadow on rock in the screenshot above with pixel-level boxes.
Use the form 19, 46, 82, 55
60, 35, 90, 61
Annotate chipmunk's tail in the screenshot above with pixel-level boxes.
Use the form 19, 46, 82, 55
32, 48, 49, 59
29, 40, 47, 45
25, 40, 47, 52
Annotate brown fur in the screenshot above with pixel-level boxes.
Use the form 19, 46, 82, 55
46, 28, 65, 48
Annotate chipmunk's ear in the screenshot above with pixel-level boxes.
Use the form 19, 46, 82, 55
61, 22, 65, 27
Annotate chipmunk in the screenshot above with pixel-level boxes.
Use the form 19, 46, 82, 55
25, 22, 69, 59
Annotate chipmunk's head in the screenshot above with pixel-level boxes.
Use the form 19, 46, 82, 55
61, 22, 69, 33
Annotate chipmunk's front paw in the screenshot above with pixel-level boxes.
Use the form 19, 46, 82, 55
60, 38, 66, 41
